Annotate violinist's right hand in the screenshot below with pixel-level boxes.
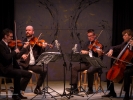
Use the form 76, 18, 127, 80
14, 48, 20, 53
106, 49, 113, 57
21, 54, 28, 60
80, 50, 89, 54
23, 42, 29, 48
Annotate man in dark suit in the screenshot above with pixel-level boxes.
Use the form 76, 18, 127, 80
102, 29, 133, 100
66, 29, 104, 94
18, 25, 52, 95
0, 28, 32, 100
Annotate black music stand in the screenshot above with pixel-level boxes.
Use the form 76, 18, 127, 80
30, 52, 62, 100
67, 52, 89, 98
85, 57, 107, 100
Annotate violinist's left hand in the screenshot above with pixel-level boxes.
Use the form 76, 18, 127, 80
42, 42, 48, 49
48, 44, 53, 48
41, 43, 53, 49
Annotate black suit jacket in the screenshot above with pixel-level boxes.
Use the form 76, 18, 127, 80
18, 37, 45, 68
0, 40, 27, 75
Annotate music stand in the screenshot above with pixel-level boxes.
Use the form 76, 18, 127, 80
30, 52, 62, 100
67, 52, 89, 98
85, 57, 107, 100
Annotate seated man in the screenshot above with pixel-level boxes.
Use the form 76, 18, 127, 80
18, 25, 53, 95
0, 28, 32, 100
66, 29, 104, 94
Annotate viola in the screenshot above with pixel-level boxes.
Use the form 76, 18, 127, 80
88, 40, 103, 52
107, 40, 133, 82
8, 40, 23, 48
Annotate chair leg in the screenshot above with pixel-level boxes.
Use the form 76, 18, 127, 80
78, 72, 83, 91
83, 72, 87, 90
3, 78, 8, 99
94, 73, 99, 91
0, 77, 8, 99
29, 77, 33, 92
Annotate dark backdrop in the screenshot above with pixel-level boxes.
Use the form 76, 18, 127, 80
1, 0, 133, 81
0, 0, 14, 40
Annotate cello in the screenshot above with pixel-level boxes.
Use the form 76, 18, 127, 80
107, 38, 133, 83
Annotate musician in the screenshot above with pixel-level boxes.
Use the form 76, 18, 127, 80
66, 29, 104, 94
18, 25, 51, 94
0, 28, 32, 100
102, 29, 133, 100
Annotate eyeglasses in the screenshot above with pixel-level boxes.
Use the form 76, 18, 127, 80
7, 35, 13, 39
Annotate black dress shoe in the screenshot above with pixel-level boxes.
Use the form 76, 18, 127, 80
12, 95, 21, 100
66, 88, 79, 94
102, 92, 117, 97
87, 90, 93, 94
34, 88, 43, 95
19, 93, 27, 99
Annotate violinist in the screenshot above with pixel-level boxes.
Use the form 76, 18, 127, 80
18, 25, 52, 95
0, 28, 32, 100
66, 29, 104, 94
102, 29, 133, 100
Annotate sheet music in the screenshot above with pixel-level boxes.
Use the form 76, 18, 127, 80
36, 52, 61, 65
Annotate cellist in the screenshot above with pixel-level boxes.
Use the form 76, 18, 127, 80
102, 29, 133, 100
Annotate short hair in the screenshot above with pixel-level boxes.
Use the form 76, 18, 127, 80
1, 28, 13, 38
122, 29, 133, 37
87, 29, 95, 34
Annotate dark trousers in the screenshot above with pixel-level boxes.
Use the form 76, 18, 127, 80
1, 67, 32, 94
71, 64, 101, 88
70, 64, 89, 85
22, 65, 47, 90
107, 80, 115, 93
87, 67, 102, 87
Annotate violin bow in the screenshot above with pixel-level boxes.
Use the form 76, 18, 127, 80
108, 55, 133, 66
14, 21, 17, 49
95, 30, 103, 40
26, 33, 42, 57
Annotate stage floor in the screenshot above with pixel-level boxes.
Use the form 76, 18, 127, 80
0, 81, 133, 100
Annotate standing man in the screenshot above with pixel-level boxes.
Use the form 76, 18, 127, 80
102, 29, 133, 100
19, 25, 52, 95
66, 29, 104, 94
0, 28, 32, 100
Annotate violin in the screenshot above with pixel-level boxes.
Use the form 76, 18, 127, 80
29, 37, 53, 48
8, 40, 23, 48
29, 37, 38, 46
88, 40, 103, 52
